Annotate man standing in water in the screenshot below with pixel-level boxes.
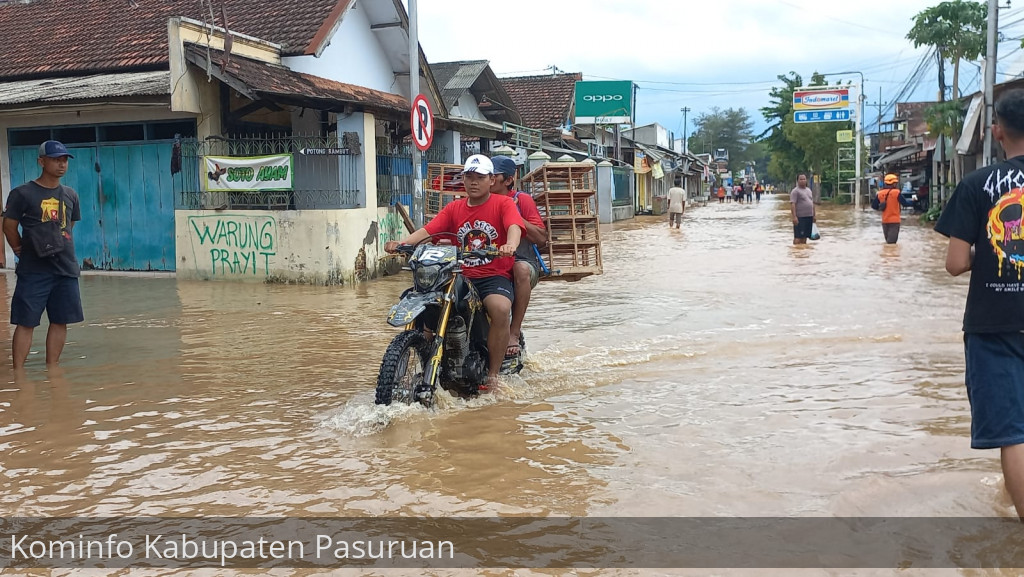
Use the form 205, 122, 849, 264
936, 88, 1024, 518
789, 174, 815, 245
3, 140, 83, 370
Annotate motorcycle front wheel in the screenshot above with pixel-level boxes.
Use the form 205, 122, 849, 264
375, 330, 429, 406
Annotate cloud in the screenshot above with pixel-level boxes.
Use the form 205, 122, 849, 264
411, 0, 986, 135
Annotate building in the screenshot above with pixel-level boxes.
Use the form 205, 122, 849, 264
0, 0, 451, 283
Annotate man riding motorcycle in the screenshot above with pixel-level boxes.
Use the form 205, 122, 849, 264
385, 154, 524, 389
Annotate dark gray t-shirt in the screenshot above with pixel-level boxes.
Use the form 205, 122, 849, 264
5, 181, 81, 277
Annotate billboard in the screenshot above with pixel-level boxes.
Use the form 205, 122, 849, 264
574, 81, 634, 124
793, 88, 850, 111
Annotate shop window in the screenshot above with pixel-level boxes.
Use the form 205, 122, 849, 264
99, 124, 145, 142
148, 121, 196, 140
9, 128, 51, 146
53, 126, 97, 144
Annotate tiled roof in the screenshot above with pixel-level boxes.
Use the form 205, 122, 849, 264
0, 0, 348, 80
500, 72, 581, 131
185, 45, 408, 114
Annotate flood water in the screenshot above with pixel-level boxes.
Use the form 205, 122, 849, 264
0, 195, 1013, 570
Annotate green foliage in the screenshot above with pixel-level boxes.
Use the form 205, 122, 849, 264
686, 107, 756, 174
908, 0, 986, 99
924, 99, 967, 139
921, 204, 942, 223
907, 0, 986, 61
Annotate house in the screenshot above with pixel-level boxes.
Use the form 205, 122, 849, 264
0, 0, 450, 284
500, 72, 591, 160
428, 60, 525, 162
956, 77, 1024, 174
872, 102, 936, 192
622, 123, 689, 214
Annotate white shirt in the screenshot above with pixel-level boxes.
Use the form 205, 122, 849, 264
667, 187, 686, 213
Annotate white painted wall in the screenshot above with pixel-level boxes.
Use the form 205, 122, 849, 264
282, 1, 399, 96
175, 206, 407, 284
452, 94, 485, 121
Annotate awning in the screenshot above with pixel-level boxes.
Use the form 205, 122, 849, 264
957, 94, 983, 154
0, 71, 170, 106
185, 44, 409, 114
443, 115, 510, 138
872, 144, 921, 169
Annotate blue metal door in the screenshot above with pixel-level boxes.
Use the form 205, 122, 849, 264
9, 142, 176, 270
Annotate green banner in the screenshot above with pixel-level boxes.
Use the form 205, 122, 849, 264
574, 81, 634, 124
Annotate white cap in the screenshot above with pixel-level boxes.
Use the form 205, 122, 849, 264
462, 154, 494, 175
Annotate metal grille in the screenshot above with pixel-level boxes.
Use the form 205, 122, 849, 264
375, 144, 448, 208
176, 134, 362, 210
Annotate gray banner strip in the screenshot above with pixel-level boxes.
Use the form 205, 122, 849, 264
1, 517, 1022, 568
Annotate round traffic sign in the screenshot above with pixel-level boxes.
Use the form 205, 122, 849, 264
410, 94, 434, 152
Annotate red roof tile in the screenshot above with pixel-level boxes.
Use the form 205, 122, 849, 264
186, 45, 408, 113
500, 72, 581, 131
0, 0, 348, 80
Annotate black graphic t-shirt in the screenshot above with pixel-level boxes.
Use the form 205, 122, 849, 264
936, 155, 1024, 332
4, 181, 81, 278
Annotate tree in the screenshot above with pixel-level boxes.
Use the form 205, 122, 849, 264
907, 0, 986, 101
687, 107, 756, 174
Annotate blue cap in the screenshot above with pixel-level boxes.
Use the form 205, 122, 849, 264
491, 155, 517, 177
38, 140, 74, 159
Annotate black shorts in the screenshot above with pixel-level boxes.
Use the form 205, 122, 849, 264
11, 272, 84, 327
793, 216, 813, 239
468, 275, 514, 302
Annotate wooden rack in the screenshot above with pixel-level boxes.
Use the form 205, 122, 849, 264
520, 162, 603, 281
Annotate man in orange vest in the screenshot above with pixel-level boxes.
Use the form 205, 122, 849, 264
876, 173, 912, 244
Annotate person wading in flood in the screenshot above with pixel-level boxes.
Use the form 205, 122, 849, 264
935, 88, 1024, 519
876, 173, 912, 244
789, 174, 815, 245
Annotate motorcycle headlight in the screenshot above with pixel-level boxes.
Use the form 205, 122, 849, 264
414, 264, 441, 290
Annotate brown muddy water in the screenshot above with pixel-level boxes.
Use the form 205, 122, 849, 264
0, 196, 1014, 572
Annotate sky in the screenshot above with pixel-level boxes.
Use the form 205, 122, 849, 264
412, 0, 1024, 145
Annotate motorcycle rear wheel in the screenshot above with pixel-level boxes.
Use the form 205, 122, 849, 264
375, 330, 430, 406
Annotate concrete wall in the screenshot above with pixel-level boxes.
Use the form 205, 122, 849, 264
175, 204, 407, 284
282, 1, 398, 96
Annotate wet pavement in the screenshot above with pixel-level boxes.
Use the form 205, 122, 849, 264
0, 195, 1013, 570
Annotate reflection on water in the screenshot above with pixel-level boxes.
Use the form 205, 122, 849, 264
0, 197, 1012, 531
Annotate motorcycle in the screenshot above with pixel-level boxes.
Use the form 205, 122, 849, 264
376, 234, 525, 407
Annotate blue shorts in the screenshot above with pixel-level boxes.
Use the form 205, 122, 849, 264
10, 273, 84, 328
964, 332, 1024, 449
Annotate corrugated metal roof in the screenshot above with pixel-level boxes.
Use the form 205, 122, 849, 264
430, 60, 488, 109
0, 71, 170, 105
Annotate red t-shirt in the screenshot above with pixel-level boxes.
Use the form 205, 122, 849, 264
508, 190, 545, 229
424, 193, 525, 279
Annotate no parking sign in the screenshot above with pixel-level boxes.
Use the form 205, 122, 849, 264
410, 94, 434, 152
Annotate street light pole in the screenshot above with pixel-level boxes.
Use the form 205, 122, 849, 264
680, 107, 690, 155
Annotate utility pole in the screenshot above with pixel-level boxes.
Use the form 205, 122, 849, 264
409, 0, 423, 227
983, 0, 999, 167
680, 107, 690, 155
